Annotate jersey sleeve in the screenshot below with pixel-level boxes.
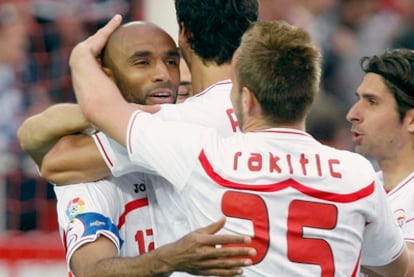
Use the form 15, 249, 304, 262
92, 131, 157, 177
54, 181, 122, 272
92, 132, 137, 177
360, 179, 405, 266
64, 213, 122, 268
126, 111, 215, 191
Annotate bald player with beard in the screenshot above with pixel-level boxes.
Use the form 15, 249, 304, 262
18, 21, 254, 277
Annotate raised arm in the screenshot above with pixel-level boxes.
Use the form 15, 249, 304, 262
17, 103, 111, 184
71, 217, 254, 277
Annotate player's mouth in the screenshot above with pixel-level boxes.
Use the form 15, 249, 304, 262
148, 88, 176, 104
350, 128, 363, 143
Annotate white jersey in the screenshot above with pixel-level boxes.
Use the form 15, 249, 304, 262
96, 80, 237, 177
124, 111, 404, 277
378, 171, 414, 243
58, 80, 235, 277
54, 173, 157, 274
94, 80, 238, 258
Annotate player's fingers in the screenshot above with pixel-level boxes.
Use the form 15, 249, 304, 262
70, 14, 122, 66
195, 217, 226, 235
202, 246, 256, 259
199, 233, 252, 246
87, 14, 122, 56
188, 257, 252, 274
194, 268, 245, 277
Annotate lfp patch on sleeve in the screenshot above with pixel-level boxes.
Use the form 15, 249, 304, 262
65, 197, 86, 221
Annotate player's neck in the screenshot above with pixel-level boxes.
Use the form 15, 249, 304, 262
190, 58, 231, 93
379, 155, 414, 191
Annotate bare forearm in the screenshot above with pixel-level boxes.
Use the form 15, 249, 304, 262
81, 253, 172, 277
17, 103, 92, 166
41, 134, 110, 184
73, 218, 254, 277
72, 237, 171, 277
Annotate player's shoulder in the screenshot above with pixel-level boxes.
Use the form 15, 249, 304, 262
193, 79, 232, 98
322, 144, 375, 170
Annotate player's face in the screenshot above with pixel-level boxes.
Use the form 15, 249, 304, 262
346, 73, 406, 161
110, 26, 180, 105
176, 58, 192, 103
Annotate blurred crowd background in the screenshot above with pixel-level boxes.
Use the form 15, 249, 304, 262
0, 0, 413, 233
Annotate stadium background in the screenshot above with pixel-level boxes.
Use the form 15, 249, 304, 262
0, 0, 413, 276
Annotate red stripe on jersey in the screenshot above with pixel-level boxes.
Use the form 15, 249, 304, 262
199, 150, 375, 203
117, 198, 149, 229
127, 111, 143, 155
94, 134, 113, 167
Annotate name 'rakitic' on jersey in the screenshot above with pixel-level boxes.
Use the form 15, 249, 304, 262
233, 151, 342, 179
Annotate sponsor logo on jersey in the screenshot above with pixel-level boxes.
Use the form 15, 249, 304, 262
90, 220, 106, 227
134, 183, 146, 193
66, 197, 86, 221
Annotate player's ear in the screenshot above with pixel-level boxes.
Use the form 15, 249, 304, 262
242, 86, 258, 114
179, 22, 192, 43
102, 66, 115, 81
405, 108, 414, 133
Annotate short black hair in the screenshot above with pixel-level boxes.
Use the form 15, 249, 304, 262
175, 0, 258, 65
360, 48, 414, 120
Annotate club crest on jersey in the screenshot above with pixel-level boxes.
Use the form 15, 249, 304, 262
394, 208, 405, 227
66, 197, 86, 220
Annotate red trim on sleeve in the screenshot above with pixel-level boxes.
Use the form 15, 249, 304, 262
94, 134, 114, 167
127, 111, 143, 155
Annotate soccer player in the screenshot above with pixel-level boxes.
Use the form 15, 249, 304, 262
38, 0, 259, 184
18, 21, 254, 277
69, 16, 409, 276
347, 48, 414, 276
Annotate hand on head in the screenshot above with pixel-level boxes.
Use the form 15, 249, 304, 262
69, 14, 122, 66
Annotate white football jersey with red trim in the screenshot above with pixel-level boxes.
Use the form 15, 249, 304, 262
54, 173, 156, 273
125, 110, 404, 277
378, 171, 414, 243
93, 80, 237, 177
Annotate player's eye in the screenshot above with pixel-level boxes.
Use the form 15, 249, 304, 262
133, 59, 150, 66
367, 97, 378, 106
166, 58, 179, 66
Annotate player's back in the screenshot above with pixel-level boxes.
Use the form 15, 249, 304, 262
126, 101, 405, 275
172, 129, 402, 276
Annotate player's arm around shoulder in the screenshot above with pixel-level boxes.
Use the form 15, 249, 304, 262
70, 217, 255, 277
70, 236, 119, 277
17, 103, 91, 167
41, 134, 110, 185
